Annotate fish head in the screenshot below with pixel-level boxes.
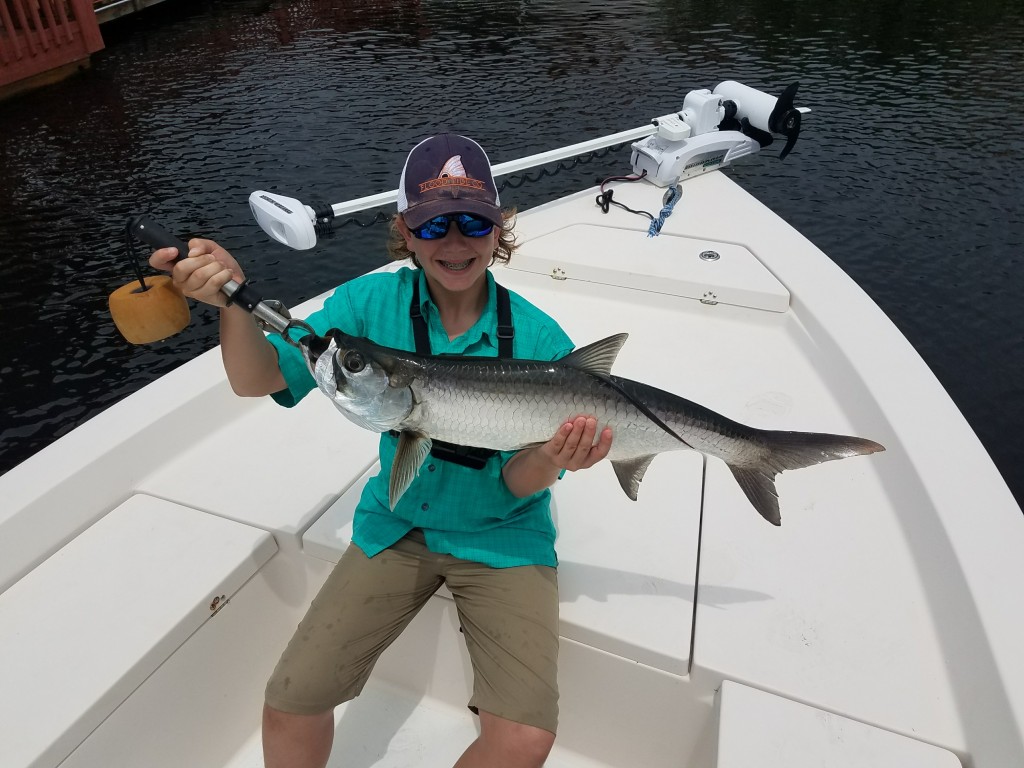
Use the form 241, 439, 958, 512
299, 330, 414, 433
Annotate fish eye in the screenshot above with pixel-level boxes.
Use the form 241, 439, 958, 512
343, 351, 365, 372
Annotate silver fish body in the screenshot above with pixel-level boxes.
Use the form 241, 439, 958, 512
300, 330, 884, 525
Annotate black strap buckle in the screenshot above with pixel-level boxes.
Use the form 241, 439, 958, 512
429, 440, 496, 470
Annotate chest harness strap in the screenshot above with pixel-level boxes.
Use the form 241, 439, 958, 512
398, 279, 514, 470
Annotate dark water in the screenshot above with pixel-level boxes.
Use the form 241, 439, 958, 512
1, 0, 1022, 508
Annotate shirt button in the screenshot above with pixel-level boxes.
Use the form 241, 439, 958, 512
421, 503, 429, 511
428, 464, 436, 472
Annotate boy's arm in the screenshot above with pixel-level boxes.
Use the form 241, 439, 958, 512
218, 304, 287, 397
150, 239, 286, 397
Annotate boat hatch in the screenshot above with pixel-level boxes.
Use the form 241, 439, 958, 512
0, 494, 277, 768
510, 224, 790, 313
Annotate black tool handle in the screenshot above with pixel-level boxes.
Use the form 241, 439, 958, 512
128, 215, 192, 263
126, 214, 270, 315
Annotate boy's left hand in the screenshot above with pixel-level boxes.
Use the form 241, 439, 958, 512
541, 415, 613, 471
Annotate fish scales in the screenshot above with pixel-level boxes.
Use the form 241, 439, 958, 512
410, 359, 673, 456
608, 376, 773, 466
413, 359, 766, 466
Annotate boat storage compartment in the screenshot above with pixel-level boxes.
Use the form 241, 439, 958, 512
510, 224, 790, 313
716, 680, 962, 767
0, 494, 278, 768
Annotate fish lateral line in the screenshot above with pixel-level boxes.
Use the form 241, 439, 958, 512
588, 370, 693, 450
561, 333, 692, 448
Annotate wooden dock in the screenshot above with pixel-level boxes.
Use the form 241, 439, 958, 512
0, 0, 169, 100
93, 0, 172, 25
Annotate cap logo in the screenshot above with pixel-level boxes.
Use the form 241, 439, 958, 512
419, 155, 486, 193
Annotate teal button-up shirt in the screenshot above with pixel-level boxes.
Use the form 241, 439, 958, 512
268, 266, 574, 568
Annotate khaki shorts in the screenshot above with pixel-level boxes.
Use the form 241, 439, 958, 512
265, 531, 560, 733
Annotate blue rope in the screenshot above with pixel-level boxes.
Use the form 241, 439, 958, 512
647, 185, 682, 237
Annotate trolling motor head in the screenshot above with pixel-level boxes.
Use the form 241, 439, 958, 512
630, 81, 810, 186
248, 192, 337, 251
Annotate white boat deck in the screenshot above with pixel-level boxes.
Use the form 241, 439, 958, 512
715, 680, 962, 768
222, 680, 618, 768
1, 171, 1021, 767
502, 181, 966, 754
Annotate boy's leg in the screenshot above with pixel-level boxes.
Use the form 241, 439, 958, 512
263, 536, 444, 765
445, 560, 560, 767
453, 711, 556, 768
263, 707, 334, 768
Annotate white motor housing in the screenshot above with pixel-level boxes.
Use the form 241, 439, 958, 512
248, 191, 318, 250
631, 132, 760, 187
714, 80, 809, 138
681, 89, 727, 136
631, 81, 808, 186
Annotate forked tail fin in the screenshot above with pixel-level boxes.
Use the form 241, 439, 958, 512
728, 431, 885, 525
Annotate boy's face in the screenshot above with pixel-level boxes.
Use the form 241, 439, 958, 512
398, 215, 499, 298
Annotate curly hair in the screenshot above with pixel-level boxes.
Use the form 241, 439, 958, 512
386, 209, 519, 266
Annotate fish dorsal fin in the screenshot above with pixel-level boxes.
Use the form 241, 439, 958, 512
390, 431, 433, 509
611, 455, 657, 501
561, 333, 629, 376
566, 333, 692, 449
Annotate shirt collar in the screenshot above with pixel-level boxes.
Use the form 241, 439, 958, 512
415, 269, 499, 353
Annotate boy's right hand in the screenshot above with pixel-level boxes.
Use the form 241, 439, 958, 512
149, 239, 246, 309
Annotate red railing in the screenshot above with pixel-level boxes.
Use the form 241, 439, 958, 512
0, 0, 104, 91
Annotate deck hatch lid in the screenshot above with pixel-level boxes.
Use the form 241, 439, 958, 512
509, 224, 790, 313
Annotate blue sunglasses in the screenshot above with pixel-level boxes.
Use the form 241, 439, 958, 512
410, 213, 495, 240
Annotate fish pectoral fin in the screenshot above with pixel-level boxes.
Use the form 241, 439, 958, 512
562, 333, 629, 376
727, 465, 782, 526
390, 431, 433, 509
611, 455, 656, 501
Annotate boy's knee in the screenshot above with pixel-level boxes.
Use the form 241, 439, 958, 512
262, 703, 333, 734
520, 727, 556, 765
262, 705, 335, 768
480, 712, 555, 766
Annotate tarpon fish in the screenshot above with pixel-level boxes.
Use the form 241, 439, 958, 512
299, 330, 884, 525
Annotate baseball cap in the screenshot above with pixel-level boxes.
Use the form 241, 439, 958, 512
397, 133, 502, 228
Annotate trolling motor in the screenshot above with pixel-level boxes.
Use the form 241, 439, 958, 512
109, 215, 308, 344
246, 80, 809, 249
630, 81, 809, 186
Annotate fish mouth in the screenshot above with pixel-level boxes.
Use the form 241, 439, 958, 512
298, 332, 330, 365
438, 258, 475, 272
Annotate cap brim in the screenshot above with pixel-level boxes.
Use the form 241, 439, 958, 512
402, 198, 503, 229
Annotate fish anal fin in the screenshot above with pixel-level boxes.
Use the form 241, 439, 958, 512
611, 455, 656, 501
562, 333, 628, 376
390, 431, 432, 509
727, 465, 782, 526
